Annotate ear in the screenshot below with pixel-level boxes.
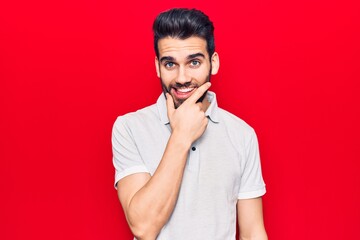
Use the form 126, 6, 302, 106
210, 52, 220, 75
155, 56, 160, 78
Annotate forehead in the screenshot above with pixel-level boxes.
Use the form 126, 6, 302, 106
157, 36, 208, 59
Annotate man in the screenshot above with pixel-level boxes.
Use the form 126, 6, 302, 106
112, 8, 267, 240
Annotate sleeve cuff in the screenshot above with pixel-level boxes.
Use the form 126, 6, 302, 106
238, 186, 266, 199
114, 165, 150, 189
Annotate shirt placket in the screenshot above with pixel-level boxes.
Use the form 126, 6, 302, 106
187, 141, 200, 172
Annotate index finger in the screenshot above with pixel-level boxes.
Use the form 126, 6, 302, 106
186, 82, 211, 104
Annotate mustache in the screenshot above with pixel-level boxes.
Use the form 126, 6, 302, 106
168, 82, 199, 91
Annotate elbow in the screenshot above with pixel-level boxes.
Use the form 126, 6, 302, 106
240, 230, 268, 240
130, 226, 158, 240
126, 200, 167, 239
128, 219, 161, 240
240, 233, 268, 240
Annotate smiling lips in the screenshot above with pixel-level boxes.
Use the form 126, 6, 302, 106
171, 87, 196, 99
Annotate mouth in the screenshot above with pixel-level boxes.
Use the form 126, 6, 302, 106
171, 87, 196, 100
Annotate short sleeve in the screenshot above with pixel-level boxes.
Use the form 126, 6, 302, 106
237, 130, 266, 199
112, 116, 150, 189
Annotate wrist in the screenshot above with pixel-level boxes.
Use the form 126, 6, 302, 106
170, 130, 192, 151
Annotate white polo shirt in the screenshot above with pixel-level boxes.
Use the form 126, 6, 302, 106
112, 91, 266, 240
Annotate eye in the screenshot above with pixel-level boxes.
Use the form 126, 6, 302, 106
190, 60, 200, 67
165, 62, 175, 69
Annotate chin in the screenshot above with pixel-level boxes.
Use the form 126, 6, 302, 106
173, 98, 186, 109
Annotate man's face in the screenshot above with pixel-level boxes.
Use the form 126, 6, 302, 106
155, 36, 219, 108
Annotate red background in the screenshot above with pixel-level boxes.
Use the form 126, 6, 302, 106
1, 0, 359, 239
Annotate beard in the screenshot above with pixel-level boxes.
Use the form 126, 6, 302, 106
160, 65, 212, 109
161, 71, 211, 109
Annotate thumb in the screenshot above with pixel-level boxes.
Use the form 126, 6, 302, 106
165, 93, 175, 116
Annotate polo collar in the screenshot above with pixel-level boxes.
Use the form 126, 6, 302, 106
156, 91, 220, 125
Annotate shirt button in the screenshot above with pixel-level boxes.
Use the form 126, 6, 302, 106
191, 147, 196, 151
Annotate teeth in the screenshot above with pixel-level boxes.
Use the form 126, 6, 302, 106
177, 88, 194, 93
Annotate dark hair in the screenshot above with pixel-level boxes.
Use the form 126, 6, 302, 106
153, 8, 215, 58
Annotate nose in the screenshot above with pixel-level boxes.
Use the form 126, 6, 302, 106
176, 66, 191, 85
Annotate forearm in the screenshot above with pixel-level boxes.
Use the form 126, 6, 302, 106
127, 131, 191, 239
120, 84, 211, 239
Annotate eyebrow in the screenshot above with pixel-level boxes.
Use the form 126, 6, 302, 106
187, 53, 205, 60
159, 56, 175, 63
159, 52, 206, 63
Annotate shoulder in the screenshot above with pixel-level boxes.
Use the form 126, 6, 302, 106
113, 104, 159, 131
216, 107, 258, 150
218, 107, 256, 136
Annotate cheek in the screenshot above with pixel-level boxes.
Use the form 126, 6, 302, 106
160, 70, 177, 84
192, 69, 210, 82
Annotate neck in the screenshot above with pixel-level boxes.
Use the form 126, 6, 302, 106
201, 95, 211, 112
